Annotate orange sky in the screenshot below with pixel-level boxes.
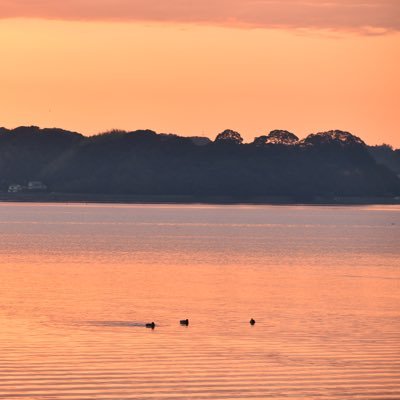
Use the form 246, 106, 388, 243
0, 1, 399, 146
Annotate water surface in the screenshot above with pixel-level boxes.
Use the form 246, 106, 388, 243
0, 203, 399, 399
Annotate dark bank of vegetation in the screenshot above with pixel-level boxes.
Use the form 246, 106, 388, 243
368, 144, 400, 176
0, 126, 399, 201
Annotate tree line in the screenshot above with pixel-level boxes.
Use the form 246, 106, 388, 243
0, 126, 399, 199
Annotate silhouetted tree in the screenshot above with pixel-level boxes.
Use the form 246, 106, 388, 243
252, 135, 269, 146
214, 129, 243, 145
252, 130, 299, 146
268, 130, 299, 144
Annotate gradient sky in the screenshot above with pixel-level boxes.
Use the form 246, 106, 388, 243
0, 0, 399, 145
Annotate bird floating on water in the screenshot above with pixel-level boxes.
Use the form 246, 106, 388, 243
250, 318, 256, 325
146, 322, 156, 329
180, 319, 189, 326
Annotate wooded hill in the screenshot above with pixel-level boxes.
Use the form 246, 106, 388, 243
0, 126, 399, 199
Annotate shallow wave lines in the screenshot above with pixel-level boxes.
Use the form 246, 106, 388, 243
0, 335, 399, 400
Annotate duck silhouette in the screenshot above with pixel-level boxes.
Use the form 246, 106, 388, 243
145, 322, 156, 329
250, 318, 256, 325
180, 319, 189, 326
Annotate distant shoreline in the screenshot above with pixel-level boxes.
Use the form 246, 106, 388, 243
0, 193, 399, 206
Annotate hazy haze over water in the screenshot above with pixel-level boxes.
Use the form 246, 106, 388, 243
0, 203, 399, 399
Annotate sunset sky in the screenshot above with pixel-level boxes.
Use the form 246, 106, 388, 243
0, 0, 399, 146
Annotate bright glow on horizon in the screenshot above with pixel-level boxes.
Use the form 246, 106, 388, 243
0, 16, 399, 146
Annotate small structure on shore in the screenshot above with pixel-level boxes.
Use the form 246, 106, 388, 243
7, 181, 47, 193
8, 184, 23, 193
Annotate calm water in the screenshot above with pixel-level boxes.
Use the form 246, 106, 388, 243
0, 203, 399, 400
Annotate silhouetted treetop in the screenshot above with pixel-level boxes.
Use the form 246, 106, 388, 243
302, 130, 365, 147
214, 129, 243, 145
269, 130, 299, 144
252, 135, 269, 147
253, 130, 299, 146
